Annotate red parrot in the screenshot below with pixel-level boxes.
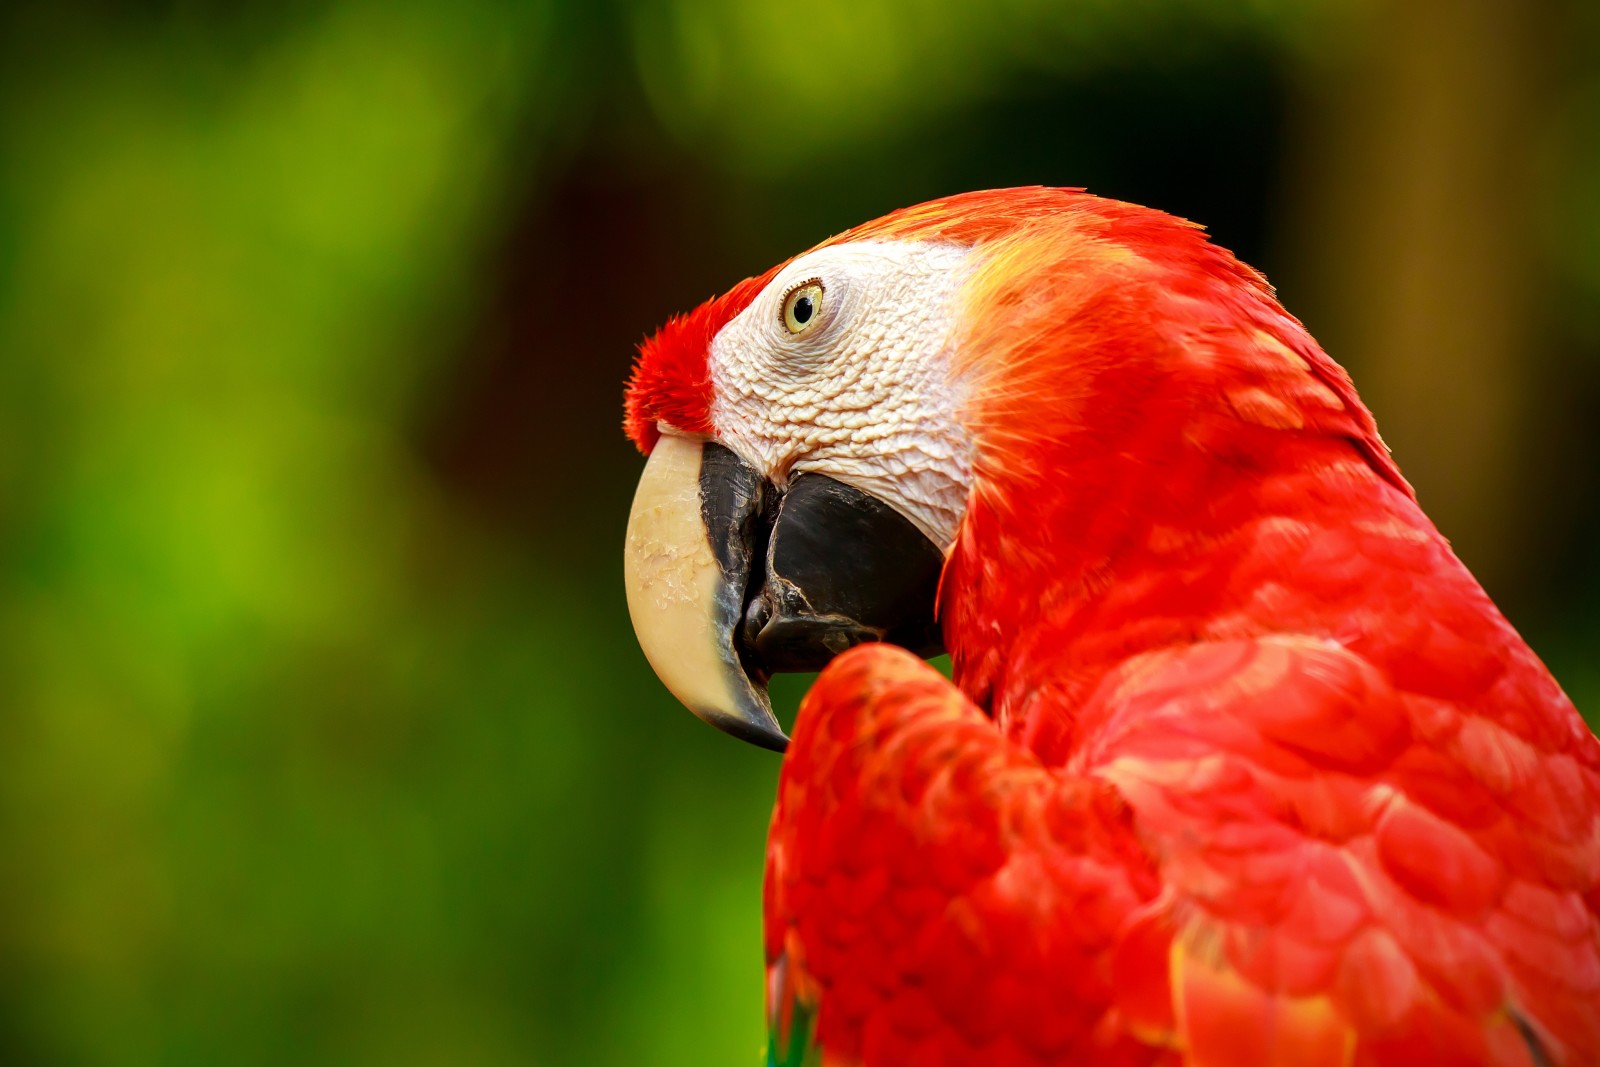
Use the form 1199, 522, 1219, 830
620, 188, 1600, 1066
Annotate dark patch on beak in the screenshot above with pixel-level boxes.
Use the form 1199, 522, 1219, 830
625, 437, 946, 752
738, 472, 945, 675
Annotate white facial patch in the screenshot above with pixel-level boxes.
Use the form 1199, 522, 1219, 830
709, 239, 977, 551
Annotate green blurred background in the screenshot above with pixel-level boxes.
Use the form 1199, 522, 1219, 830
0, 0, 1596, 1063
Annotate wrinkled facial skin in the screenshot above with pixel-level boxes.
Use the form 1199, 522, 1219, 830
624, 239, 980, 749
709, 240, 977, 553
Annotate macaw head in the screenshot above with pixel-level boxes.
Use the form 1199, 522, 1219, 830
622, 188, 1398, 750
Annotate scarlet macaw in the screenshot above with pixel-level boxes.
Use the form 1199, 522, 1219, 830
621, 189, 1600, 1066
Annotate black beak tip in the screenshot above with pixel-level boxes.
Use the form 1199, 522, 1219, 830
700, 707, 789, 753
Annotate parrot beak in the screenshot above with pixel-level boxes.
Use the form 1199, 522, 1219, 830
624, 433, 945, 752
623, 433, 784, 750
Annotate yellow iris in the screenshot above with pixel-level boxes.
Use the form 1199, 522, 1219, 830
782, 281, 824, 335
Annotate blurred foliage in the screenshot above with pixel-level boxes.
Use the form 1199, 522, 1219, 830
631, 0, 1342, 172
0, 0, 1594, 1064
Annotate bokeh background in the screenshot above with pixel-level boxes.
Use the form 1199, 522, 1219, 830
1, 0, 1597, 1063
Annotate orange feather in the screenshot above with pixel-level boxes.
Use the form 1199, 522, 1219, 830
637, 189, 1600, 1065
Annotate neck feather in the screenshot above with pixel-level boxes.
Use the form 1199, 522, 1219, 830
938, 218, 1437, 760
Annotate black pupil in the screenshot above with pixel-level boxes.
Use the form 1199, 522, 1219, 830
792, 294, 813, 324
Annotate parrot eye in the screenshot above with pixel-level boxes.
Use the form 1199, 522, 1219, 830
781, 280, 825, 335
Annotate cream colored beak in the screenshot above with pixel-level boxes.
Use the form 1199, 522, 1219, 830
622, 432, 788, 751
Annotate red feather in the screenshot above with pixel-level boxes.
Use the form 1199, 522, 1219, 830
643, 189, 1600, 1064
624, 265, 783, 451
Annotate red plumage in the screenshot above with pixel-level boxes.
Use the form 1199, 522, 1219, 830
636, 189, 1600, 1065
625, 266, 782, 451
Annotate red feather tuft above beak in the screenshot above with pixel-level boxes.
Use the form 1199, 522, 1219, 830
623, 265, 784, 452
